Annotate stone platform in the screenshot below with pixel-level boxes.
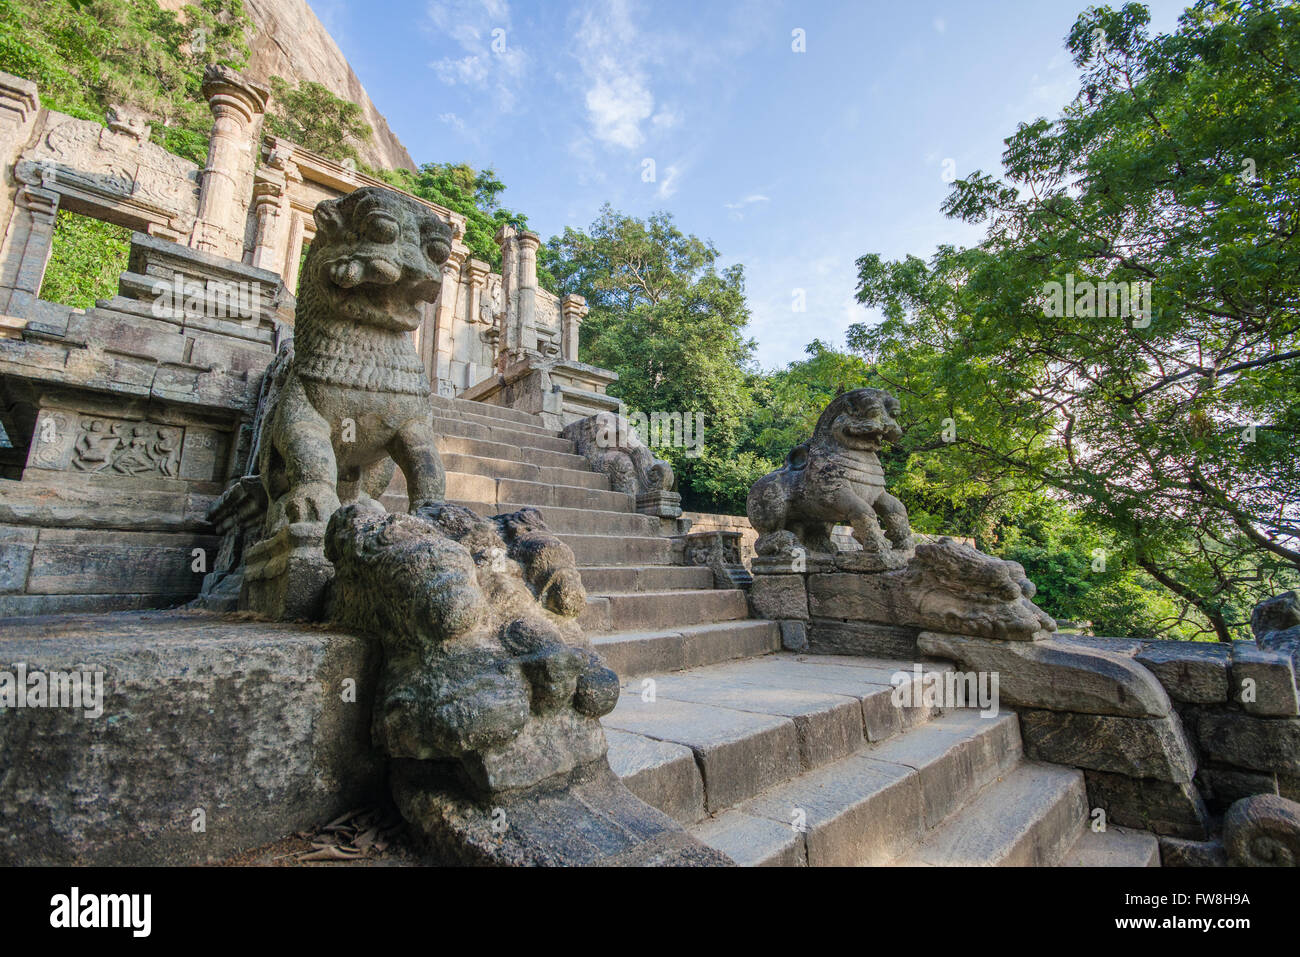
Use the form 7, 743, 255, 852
0, 610, 381, 865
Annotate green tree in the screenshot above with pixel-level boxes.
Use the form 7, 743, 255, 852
547, 205, 758, 510
266, 76, 372, 164
850, 0, 1300, 640
0, 0, 250, 164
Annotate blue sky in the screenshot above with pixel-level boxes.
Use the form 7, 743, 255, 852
310, 0, 1191, 369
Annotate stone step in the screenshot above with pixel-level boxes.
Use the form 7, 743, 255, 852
440, 452, 611, 491
892, 761, 1087, 866
580, 588, 748, 633
428, 394, 547, 429
421, 499, 657, 537
1059, 826, 1160, 866
579, 565, 714, 594
554, 533, 673, 567
444, 473, 635, 513
430, 415, 574, 454
603, 655, 950, 824
436, 435, 591, 472
493, 502, 658, 536
682, 709, 1023, 866
592, 621, 782, 679
427, 394, 554, 434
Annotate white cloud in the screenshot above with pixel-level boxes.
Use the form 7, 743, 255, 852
932, 17, 946, 33
573, 0, 660, 150
723, 193, 770, 218
426, 0, 528, 110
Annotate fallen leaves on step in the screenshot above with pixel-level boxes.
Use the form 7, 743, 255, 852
288, 806, 406, 863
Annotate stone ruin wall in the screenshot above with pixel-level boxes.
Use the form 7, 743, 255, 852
0, 67, 590, 616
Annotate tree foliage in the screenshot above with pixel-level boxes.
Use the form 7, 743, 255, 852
266, 76, 372, 164
849, 0, 1300, 640
547, 205, 757, 510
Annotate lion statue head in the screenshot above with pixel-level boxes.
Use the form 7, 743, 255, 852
299, 186, 454, 332
813, 387, 904, 452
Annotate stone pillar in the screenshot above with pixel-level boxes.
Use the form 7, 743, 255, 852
1, 185, 59, 316
249, 180, 284, 273
495, 224, 519, 364
561, 294, 588, 362
191, 65, 268, 259
516, 230, 540, 356
282, 211, 306, 295
430, 242, 468, 395
465, 259, 490, 325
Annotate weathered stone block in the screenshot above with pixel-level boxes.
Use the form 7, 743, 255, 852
1158, 835, 1227, 867
1193, 711, 1300, 775
1135, 640, 1230, 705
748, 573, 807, 621
809, 571, 901, 622
918, 632, 1171, 717
1196, 766, 1278, 809
779, 619, 808, 652
1019, 708, 1196, 783
0, 527, 35, 593
1084, 769, 1209, 839
0, 612, 383, 865
806, 618, 920, 659
1232, 641, 1300, 716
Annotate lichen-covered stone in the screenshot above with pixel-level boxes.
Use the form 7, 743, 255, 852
918, 632, 1171, 717
1019, 708, 1196, 783
1134, 640, 1230, 705
1084, 769, 1209, 839
325, 501, 617, 793
808, 540, 1055, 643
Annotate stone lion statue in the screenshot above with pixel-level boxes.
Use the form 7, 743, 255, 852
747, 387, 913, 567
258, 186, 454, 533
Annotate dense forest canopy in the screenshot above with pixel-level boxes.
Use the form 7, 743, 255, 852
9, 0, 1297, 641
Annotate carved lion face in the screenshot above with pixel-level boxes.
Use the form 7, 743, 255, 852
825, 387, 904, 451
307, 186, 454, 331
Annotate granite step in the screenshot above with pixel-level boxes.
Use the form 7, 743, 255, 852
443, 473, 635, 513
580, 588, 749, 633
428, 395, 548, 429
376, 496, 659, 537
440, 452, 611, 491
579, 565, 714, 593
430, 415, 575, 454
891, 761, 1087, 866
436, 435, 590, 472
553, 533, 673, 566
603, 654, 952, 822
426, 396, 557, 436
683, 709, 1023, 866
591, 620, 782, 678
1059, 826, 1160, 866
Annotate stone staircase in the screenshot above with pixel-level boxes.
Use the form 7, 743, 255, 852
389, 397, 1159, 867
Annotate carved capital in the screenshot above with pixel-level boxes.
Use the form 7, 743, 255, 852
201, 64, 269, 124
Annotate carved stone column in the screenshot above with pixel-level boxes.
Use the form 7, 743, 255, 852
561, 294, 588, 362
495, 224, 519, 365
1, 185, 59, 316
429, 242, 468, 395
249, 179, 284, 273
191, 65, 268, 259
0, 72, 40, 247
516, 230, 540, 356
